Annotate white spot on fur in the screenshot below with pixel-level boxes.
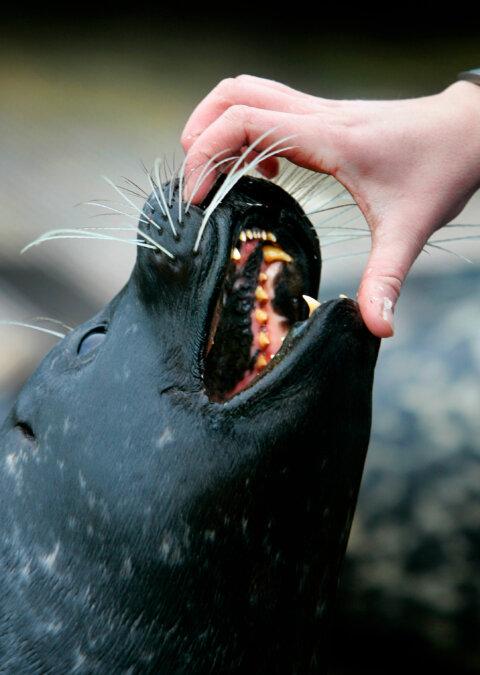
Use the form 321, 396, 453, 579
63, 417, 71, 434
72, 647, 87, 671
157, 426, 173, 448
120, 554, 133, 579
40, 541, 60, 572
6, 452, 20, 477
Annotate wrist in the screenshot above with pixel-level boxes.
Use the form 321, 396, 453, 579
442, 80, 480, 191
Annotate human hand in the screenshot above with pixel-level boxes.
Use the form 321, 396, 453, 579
181, 75, 480, 337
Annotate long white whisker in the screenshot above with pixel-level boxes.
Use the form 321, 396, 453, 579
429, 235, 480, 244
323, 250, 371, 262
84, 202, 150, 225
306, 188, 355, 216
425, 242, 473, 263
0, 320, 66, 339
21, 226, 176, 257
31, 316, 75, 332
177, 154, 189, 224
21, 230, 156, 252
102, 178, 161, 232
321, 234, 371, 248
185, 148, 233, 213
145, 171, 167, 217
194, 132, 297, 253
153, 159, 177, 237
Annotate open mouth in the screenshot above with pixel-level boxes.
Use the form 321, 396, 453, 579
203, 182, 321, 402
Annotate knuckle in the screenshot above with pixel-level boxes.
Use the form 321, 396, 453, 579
223, 104, 249, 123
234, 74, 252, 85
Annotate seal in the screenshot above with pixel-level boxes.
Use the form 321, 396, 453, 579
0, 158, 379, 672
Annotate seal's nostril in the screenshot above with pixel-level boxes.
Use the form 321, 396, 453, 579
15, 422, 35, 442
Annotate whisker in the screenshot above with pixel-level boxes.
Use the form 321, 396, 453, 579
177, 154, 189, 224
30, 316, 75, 332
425, 242, 473, 263
0, 320, 66, 339
185, 148, 233, 213
323, 250, 371, 262
153, 159, 177, 237
194, 130, 297, 253
145, 170, 167, 217
121, 176, 149, 199
309, 202, 357, 214
321, 233, 371, 248
429, 235, 480, 244
84, 202, 150, 225
168, 164, 180, 208
21, 229, 161, 253
102, 178, 161, 233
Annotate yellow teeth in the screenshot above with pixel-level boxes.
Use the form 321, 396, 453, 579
239, 230, 276, 243
258, 272, 268, 283
231, 247, 241, 261
302, 294, 321, 317
256, 353, 268, 371
258, 331, 270, 350
254, 309, 268, 325
262, 245, 293, 264
255, 286, 269, 303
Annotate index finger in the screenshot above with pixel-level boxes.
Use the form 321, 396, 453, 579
181, 75, 316, 155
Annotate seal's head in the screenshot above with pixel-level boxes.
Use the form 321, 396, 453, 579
0, 164, 379, 672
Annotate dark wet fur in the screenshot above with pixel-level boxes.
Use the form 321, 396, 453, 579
0, 176, 379, 673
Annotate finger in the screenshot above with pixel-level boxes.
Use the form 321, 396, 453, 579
183, 107, 316, 204
357, 223, 426, 338
181, 76, 316, 154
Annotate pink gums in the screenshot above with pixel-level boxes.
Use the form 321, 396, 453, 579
226, 241, 289, 398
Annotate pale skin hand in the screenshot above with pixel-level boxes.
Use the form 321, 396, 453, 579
181, 75, 480, 338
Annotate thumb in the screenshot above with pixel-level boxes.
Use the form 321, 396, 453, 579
357, 225, 425, 338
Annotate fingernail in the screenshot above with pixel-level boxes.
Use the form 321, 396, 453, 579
382, 296, 394, 333
370, 289, 395, 335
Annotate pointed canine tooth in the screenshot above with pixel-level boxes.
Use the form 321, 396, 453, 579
263, 245, 293, 264
254, 309, 268, 324
239, 230, 246, 242
231, 247, 241, 261
246, 229, 253, 240
339, 294, 349, 299
255, 285, 269, 303
261, 230, 267, 240
267, 231, 277, 242
303, 294, 321, 317
258, 272, 268, 283
256, 353, 268, 371
258, 331, 270, 349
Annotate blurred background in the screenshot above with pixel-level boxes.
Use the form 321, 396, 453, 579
1, 8, 479, 673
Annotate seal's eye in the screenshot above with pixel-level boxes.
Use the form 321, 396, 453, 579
78, 327, 107, 356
